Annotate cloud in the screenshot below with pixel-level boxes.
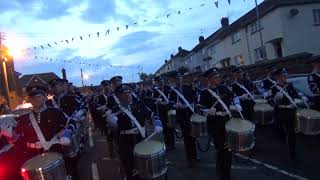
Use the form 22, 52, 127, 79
36, 0, 81, 20
81, 0, 117, 23
111, 31, 160, 55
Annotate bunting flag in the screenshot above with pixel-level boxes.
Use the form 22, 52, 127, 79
214, 1, 219, 8
25, 1, 240, 52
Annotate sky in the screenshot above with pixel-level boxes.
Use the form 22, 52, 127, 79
0, 0, 263, 86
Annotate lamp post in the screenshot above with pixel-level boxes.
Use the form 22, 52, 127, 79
0, 53, 11, 107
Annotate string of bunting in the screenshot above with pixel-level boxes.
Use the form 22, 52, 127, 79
33, 55, 131, 68
23, 0, 245, 52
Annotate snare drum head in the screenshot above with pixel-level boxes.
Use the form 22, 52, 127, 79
168, 110, 176, 115
297, 108, 320, 119
22, 153, 62, 171
190, 113, 206, 122
134, 140, 164, 156
226, 118, 254, 133
254, 103, 273, 111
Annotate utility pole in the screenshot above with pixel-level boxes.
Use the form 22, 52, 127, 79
255, 0, 264, 60
80, 68, 84, 87
0, 32, 11, 107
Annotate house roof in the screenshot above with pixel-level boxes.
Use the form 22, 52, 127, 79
19, 72, 60, 87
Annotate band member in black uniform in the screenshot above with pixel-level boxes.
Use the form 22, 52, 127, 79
151, 76, 175, 150
95, 80, 111, 135
0, 86, 74, 179
270, 68, 308, 162
308, 57, 320, 111
167, 71, 198, 167
230, 68, 255, 122
105, 84, 152, 180
198, 68, 242, 180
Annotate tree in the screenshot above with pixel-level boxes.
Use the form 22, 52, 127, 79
178, 66, 189, 75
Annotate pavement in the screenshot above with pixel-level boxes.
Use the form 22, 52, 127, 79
76, 113, 320, 180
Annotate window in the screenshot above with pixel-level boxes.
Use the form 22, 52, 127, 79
313, 9, 320, 25
232, 31, 241, 43
250, 21, 262, 33
234, 55, 244, 65
254, 46, 267, 61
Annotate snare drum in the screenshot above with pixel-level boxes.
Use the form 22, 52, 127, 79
225, 118, 255, 152
296, 109, 320, 135
21, 153, 67, 180
254, 103, 274, 125
134, 140, 167, 179
190, 113, 207, 137
167, 110, 176, 128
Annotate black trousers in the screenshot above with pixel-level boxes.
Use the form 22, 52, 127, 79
156, 104, 175, 148
312, 96, 320, 111
275, 107, 296, 160
118, 134, 143, 180
176, 108, 197, 161
241, 100, 255, 122
207, 115, 232, 180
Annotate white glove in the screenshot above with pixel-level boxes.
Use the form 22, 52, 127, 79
97, 105, 107, 112
207, 107, 216, 116
154, 126, 163, 133
240, 94, 249, 101
176, 102, 184, 109
235, 104, 242, 112
60, 137, 71, 146
263, 91, 271, 99
275, 92, 284, 101
105, 110, 118, 129
0, 115, 18, 138
301, 96, 308, 102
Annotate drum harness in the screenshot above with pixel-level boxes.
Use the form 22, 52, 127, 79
171, 87, 194, 139
235, 82, 255, 101
28, 113, 63, 151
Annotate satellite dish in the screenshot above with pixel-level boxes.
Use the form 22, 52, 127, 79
289, 9, 299, 17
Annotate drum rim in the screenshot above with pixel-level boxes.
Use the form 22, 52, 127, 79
134, 146, 166, 157
22, 153, 64, 171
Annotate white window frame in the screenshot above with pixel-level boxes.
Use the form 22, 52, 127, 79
254, 46, 267, 61
313, 9, 320, 25
250, 21, 262, 34
232, 31, 241, 43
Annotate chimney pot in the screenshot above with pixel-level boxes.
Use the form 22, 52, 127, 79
221, 17, 229, 27
199, 36, 205, 43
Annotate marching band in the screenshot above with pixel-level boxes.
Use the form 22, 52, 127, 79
0, 57, 319, 180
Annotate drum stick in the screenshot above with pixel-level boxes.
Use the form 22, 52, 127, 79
238, 111, 245, 120
144, 131, 158, 141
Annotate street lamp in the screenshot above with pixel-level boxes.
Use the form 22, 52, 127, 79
0, 48, 11, 107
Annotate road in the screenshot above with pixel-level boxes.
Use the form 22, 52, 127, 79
76, 113, 320, 180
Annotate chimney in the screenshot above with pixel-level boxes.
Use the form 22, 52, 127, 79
62, 68, 66, 80
199, 36, 205, 43
221, 17, 229, 28
170, 54, 174, 58
165, 60, 168, 63
178, 47, 183, 52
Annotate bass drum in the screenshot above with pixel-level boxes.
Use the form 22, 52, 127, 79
225, 118, 255, 152
190, 113, 207, 137
134, 140, 167, 179
254, 103, 274, 125
21, 153, 67, 180
167, 110, 176, 128
296, 108, 320, 135
255, 99, 268, 104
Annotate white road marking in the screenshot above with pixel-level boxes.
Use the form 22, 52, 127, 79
235, 153, 308, 180
91, 163, 100, 180
89, 127, 94, 147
